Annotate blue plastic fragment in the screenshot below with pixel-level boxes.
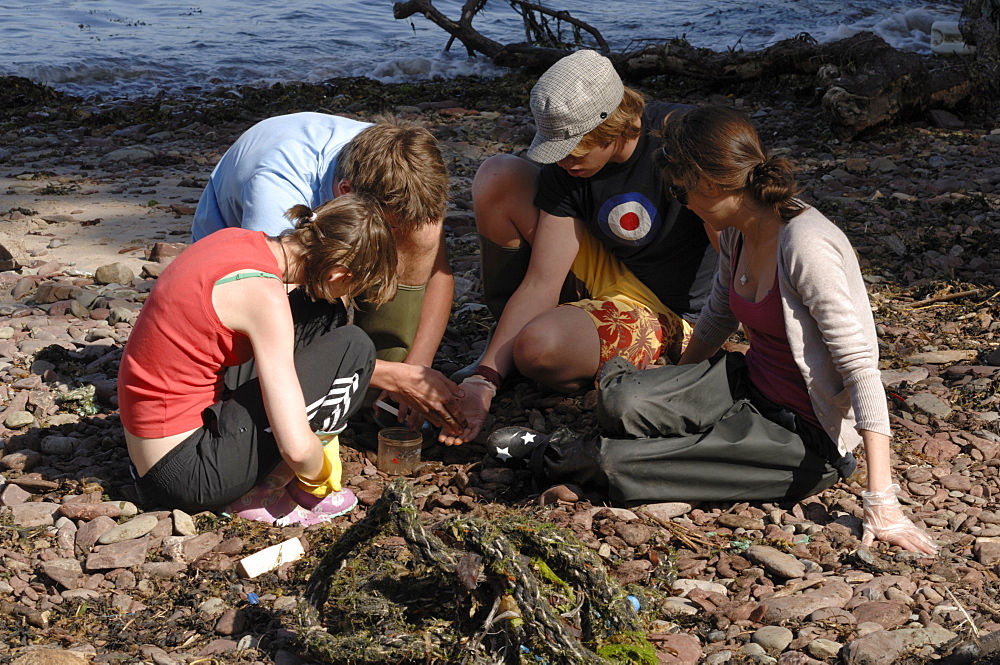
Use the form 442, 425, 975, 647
627, 594, 640, 611
247, 592, 260, 605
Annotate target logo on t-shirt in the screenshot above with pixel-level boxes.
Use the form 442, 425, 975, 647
597, 193, 661, 246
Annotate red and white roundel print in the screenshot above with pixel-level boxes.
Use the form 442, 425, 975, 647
598, 193, 660, 246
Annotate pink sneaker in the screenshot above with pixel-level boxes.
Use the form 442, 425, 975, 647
227, 484, 300, 525
229, 485, 357, 527
277, 486, 358, 527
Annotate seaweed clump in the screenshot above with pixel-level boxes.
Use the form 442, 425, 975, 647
292, 478, 662, 664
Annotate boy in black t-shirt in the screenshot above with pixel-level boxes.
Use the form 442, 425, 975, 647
443, 50, 718, 445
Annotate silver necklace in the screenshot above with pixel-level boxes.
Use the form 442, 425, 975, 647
740, 234, 754, 286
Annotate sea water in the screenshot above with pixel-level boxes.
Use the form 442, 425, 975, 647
0, 0, 966, 100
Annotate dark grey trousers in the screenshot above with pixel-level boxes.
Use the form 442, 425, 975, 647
541, 353, 850, 504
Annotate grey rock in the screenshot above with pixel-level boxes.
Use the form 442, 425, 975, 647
806, 638, 842, 659
673, 579, 729, 597
928, 109, 964, 129
140, 644, 181, 665
172, 509, 197, 536
907, 349, 978, 364
85, 536, 151, 570
140, 561, 187, 578
775, 653, 825, 664
40, 557, 84, 589
751, 625, 794, 652
40, 435, 78, 456
198, 597, 226, 617
905, 393, 953, 419
840, 630, 905, 665
3, 502, 60, 527
718, 513, 766, 531
10, 649, 91, 665
4, 410, 35, 429
741, 643, 767, 657
94, 262, 136, 286
745, 545, 806, 579
890, 622, 957, 650
870, 157, 897, 172
101, 146, 156, 164
662, 596, 700, 615
75, 515, 118, 554
639, 502, 693, 520
97, 513, 159, 544
61, 588, 102, 602
0, 483, 32, 506
113, 500, 139, 518
879, 367, 929, 388
758, 581, 853, 622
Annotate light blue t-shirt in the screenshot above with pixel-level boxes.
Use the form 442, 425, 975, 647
191, 112, 372, 241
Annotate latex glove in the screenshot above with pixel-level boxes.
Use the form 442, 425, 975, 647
439, 376, 495, 446
295, 434, 343, 498
861, 484, 937, 555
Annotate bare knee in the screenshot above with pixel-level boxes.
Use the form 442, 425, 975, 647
472, 154, 540, 245
511, 322, 562, 379
512, 319, 596, 392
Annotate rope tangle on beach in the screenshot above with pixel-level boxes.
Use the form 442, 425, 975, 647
296, 477, 651, 664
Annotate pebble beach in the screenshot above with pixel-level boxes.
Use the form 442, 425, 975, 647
0, 72, 999, 664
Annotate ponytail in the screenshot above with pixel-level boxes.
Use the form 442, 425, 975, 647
281, 195, 398, 306
747, 156, 805, 221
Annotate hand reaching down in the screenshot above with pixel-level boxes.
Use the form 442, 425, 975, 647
861, 484, 937, 555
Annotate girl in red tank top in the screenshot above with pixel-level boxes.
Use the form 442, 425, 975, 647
120, 195, 397, 526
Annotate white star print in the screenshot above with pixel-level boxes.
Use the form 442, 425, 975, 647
496, 446, 512, 461
521, 432, 536, 445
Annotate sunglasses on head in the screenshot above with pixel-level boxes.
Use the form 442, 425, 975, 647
667, 184, 688, 205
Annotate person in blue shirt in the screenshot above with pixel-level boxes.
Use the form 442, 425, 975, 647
192, 112, 464, 432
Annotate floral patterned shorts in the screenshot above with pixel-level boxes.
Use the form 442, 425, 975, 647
564, 297, 692, 371
561, 229, 694, 375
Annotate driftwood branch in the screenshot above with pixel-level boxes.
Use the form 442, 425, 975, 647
394, 0, 503, 58
507, 0, 609, 52
393, 0, 607, 61
396, 0, 999, 139
907, 287, 995, 309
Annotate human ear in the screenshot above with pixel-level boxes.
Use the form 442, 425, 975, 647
328, 266, 352, 285
333, 179, 352, 196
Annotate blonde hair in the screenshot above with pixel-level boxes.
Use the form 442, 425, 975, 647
283, 195, 398, 306
569, 87, 645, 157
333, 115, 448, 233
656, 105, 805, 221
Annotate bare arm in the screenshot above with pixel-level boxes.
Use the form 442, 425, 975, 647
441, 213, 583, 445
479, 213, 583, 378
368, 221, 464, 430
403, 228, 453, 368
214, 279, 325, 482
677, 336, 721, 365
